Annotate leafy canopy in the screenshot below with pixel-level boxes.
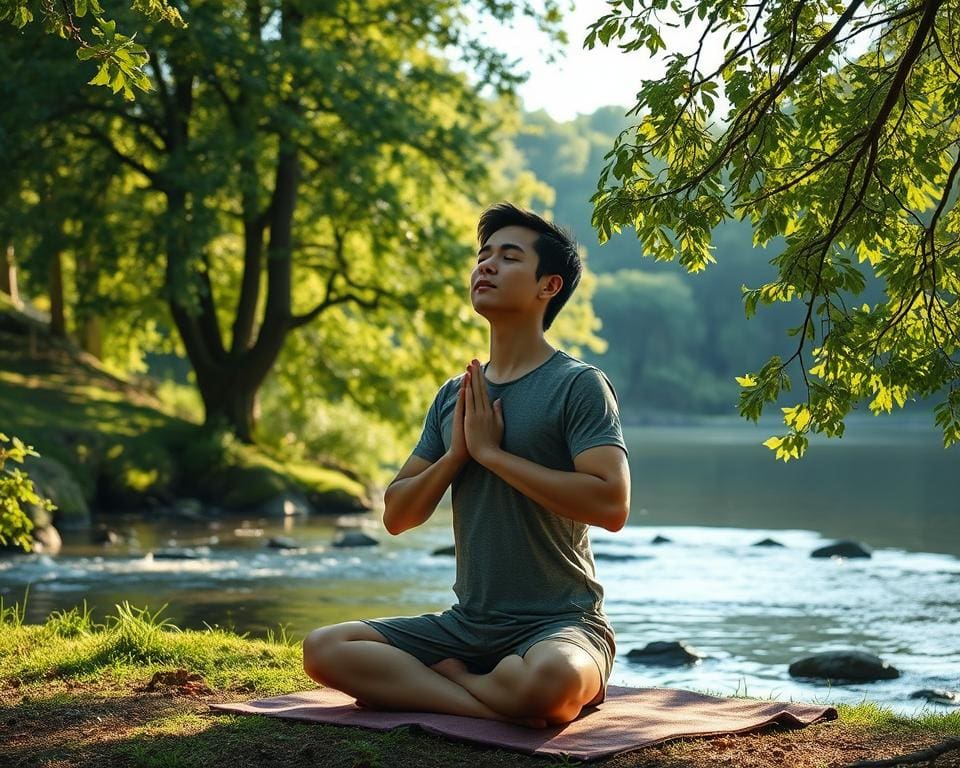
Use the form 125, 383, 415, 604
587, 0, 960, 458
0, 0, 185, 100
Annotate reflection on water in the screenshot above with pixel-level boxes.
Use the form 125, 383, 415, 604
1, 418, 958, 716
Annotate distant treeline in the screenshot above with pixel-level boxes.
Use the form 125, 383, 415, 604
516, 107, 887, 419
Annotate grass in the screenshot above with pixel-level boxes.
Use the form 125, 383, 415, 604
1, 600, 959, 768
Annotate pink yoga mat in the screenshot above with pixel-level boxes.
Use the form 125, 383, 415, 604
211, 684, 838, 760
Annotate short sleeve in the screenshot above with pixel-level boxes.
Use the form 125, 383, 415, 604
563, 368, 629, 460
411, 382, 448, 462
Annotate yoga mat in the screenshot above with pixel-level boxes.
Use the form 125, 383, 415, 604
211, 684, 838, 760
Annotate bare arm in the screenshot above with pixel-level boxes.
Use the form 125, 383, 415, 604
382, 451, 468, 535
382, 369, 472, 535
477, 444, 630, 532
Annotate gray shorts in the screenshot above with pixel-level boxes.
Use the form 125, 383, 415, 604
360, 607, 616, 705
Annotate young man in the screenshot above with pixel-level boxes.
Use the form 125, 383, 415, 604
302, 202, 631, 729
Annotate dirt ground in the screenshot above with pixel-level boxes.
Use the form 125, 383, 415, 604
2, 678, 959, 768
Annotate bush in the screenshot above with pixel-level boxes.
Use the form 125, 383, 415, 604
0, 433, 55, 551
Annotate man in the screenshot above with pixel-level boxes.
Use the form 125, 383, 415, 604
302, 202, 631, 729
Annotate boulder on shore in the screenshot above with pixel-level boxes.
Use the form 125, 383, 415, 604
788, 650, 900, 681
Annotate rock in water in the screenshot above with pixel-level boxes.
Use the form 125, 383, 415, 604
431, 545, 455, 556
266, 536, 301, 550
811, 540, 872, 558
752, 538, 785, 547
651, 535, 672, 544
788, 650, 900, 681
152, 547, 208, 560
332, 531, 379, 548
594, 551, 641, 561
910, 689, 960, 706
626, 641, 705, 667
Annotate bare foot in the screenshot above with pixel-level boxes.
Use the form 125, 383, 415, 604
429, 659, 548, 729
429, 657, 470, 684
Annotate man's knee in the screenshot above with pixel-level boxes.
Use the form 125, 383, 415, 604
302, 621, 386, 682
517, 653, 588, 720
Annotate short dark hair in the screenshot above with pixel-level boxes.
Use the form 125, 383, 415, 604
476, 202, 582, 331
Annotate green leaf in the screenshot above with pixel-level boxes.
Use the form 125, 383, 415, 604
87, 64, 111, 86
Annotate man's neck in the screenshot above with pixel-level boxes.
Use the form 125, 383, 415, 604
485, 321, 556, 384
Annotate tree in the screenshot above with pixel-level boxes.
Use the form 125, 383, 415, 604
0, 0, 185, 100
2, 1, 600, 445
587, 0, 960, 458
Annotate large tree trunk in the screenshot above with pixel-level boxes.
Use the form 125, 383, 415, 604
197, 372, 263, 443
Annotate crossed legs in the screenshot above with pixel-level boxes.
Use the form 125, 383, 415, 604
302, 621, 602, 728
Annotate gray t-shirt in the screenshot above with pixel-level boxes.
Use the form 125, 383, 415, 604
412, 349, 629, 624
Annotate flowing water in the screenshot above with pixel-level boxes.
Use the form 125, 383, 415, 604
2, 416, 958, 715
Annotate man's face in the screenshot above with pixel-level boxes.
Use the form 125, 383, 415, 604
470, 225, 561, 322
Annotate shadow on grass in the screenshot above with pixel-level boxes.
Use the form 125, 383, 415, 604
0, 689, 594, 768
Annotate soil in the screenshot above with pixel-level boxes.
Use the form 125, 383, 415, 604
2, 677, 958, 768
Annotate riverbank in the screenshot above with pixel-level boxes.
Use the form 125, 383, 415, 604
1, 603, 958, 768
0, 297, 372, 552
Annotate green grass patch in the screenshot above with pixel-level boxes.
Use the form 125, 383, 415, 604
2, 600, 959, 768
0, 599, 307, 695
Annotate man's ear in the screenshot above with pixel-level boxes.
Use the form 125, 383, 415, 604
541, 275, 563, 298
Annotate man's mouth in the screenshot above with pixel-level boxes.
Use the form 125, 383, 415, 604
474, 281, 496, 291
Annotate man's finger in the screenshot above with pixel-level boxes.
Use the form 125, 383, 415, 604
469, 360, 482, 411
466, 366, 476, 413
472, 360, 488, 411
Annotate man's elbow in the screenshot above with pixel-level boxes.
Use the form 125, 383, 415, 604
382, 515, 403, 536
604, 503, 629, 533
381, 505, 408, 536
381, 490, 406, 536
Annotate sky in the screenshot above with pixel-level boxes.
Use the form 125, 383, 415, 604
489, 0, 725, 123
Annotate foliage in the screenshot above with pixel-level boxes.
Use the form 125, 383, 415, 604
587, 0, 960, 457
0, 0, 185, 100
0, 432, 52, 550
0, 0, 605, 452
515, 111, 803, 414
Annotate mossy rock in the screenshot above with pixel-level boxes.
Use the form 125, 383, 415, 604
23, 455, 90, 529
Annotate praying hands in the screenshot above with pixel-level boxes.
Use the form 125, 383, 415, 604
449, 359, 504, 467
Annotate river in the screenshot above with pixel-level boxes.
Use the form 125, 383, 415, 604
2, 416, 958, 715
